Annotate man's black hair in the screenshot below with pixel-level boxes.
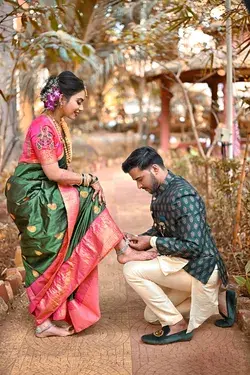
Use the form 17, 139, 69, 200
122, 146, 165, 173
244, 0, 250, 13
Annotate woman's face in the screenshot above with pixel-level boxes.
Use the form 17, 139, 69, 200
62, 90, 86, 120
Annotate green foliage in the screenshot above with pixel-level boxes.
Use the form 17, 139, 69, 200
59, 46, 70, 62
0, 1, 96, 81
104, 0, 250, 63
234, 261, 250, 295
170, 152, 192, 178
1, 0, 249, 94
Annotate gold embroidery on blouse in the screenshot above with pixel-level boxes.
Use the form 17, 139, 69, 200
35, 125, 58, 165
36, 125, 54, 150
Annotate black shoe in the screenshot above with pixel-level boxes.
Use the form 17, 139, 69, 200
141, 325, 193, 345
215, 289, 237, 328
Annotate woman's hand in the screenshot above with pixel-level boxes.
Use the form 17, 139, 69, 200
91, 181, 106, 204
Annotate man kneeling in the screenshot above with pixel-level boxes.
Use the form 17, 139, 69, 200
121, 147, 236, 345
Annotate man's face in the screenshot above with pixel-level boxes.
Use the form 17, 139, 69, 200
128, 166, 160, 194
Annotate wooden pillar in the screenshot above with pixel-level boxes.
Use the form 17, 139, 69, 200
158, 77, 172, 153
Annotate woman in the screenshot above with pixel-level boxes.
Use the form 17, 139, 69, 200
5, 71, 157, 338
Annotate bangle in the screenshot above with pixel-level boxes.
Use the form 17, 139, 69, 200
81, 173, 92, 187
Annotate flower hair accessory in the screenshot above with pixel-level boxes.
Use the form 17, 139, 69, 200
40, 77, 61, 111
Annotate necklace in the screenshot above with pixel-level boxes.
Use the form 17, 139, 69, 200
47, 115, 72, 166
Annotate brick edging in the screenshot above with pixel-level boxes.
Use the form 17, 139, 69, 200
0, 266, 26, 320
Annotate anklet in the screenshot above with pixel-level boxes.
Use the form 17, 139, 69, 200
35, 322, 54, 334
116, 241, 129, 256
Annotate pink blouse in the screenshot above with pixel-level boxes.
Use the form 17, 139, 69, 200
19, 115, 64, 165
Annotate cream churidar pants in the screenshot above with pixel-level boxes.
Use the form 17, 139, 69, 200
123, 256, 220, 333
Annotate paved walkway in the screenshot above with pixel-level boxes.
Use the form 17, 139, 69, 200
0, 166, 249, 375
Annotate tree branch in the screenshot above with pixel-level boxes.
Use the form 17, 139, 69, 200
0, 1, 29, 25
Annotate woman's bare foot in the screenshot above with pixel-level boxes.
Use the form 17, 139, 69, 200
117, 247, 158, 264
35, 321, 75, 338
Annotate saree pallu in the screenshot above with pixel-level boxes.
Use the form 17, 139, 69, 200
5, 159, 123, 332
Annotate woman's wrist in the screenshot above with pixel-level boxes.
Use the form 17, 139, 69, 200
78, 174, 83, 186
58, 170, 83, 186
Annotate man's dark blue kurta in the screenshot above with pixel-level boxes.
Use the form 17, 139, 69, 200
143, 171, 228, 286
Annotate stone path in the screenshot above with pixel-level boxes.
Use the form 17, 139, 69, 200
0, 166, 249, 375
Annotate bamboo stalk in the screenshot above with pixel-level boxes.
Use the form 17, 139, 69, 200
232, 132, 250, 249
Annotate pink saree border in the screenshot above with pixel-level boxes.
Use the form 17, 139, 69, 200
27, 185, 123, 331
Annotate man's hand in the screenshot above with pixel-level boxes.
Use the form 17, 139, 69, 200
129, 235, 151, 251
123, 232, 134, 240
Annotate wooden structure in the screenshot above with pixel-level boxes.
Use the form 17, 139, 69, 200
146, 65, 250, 152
